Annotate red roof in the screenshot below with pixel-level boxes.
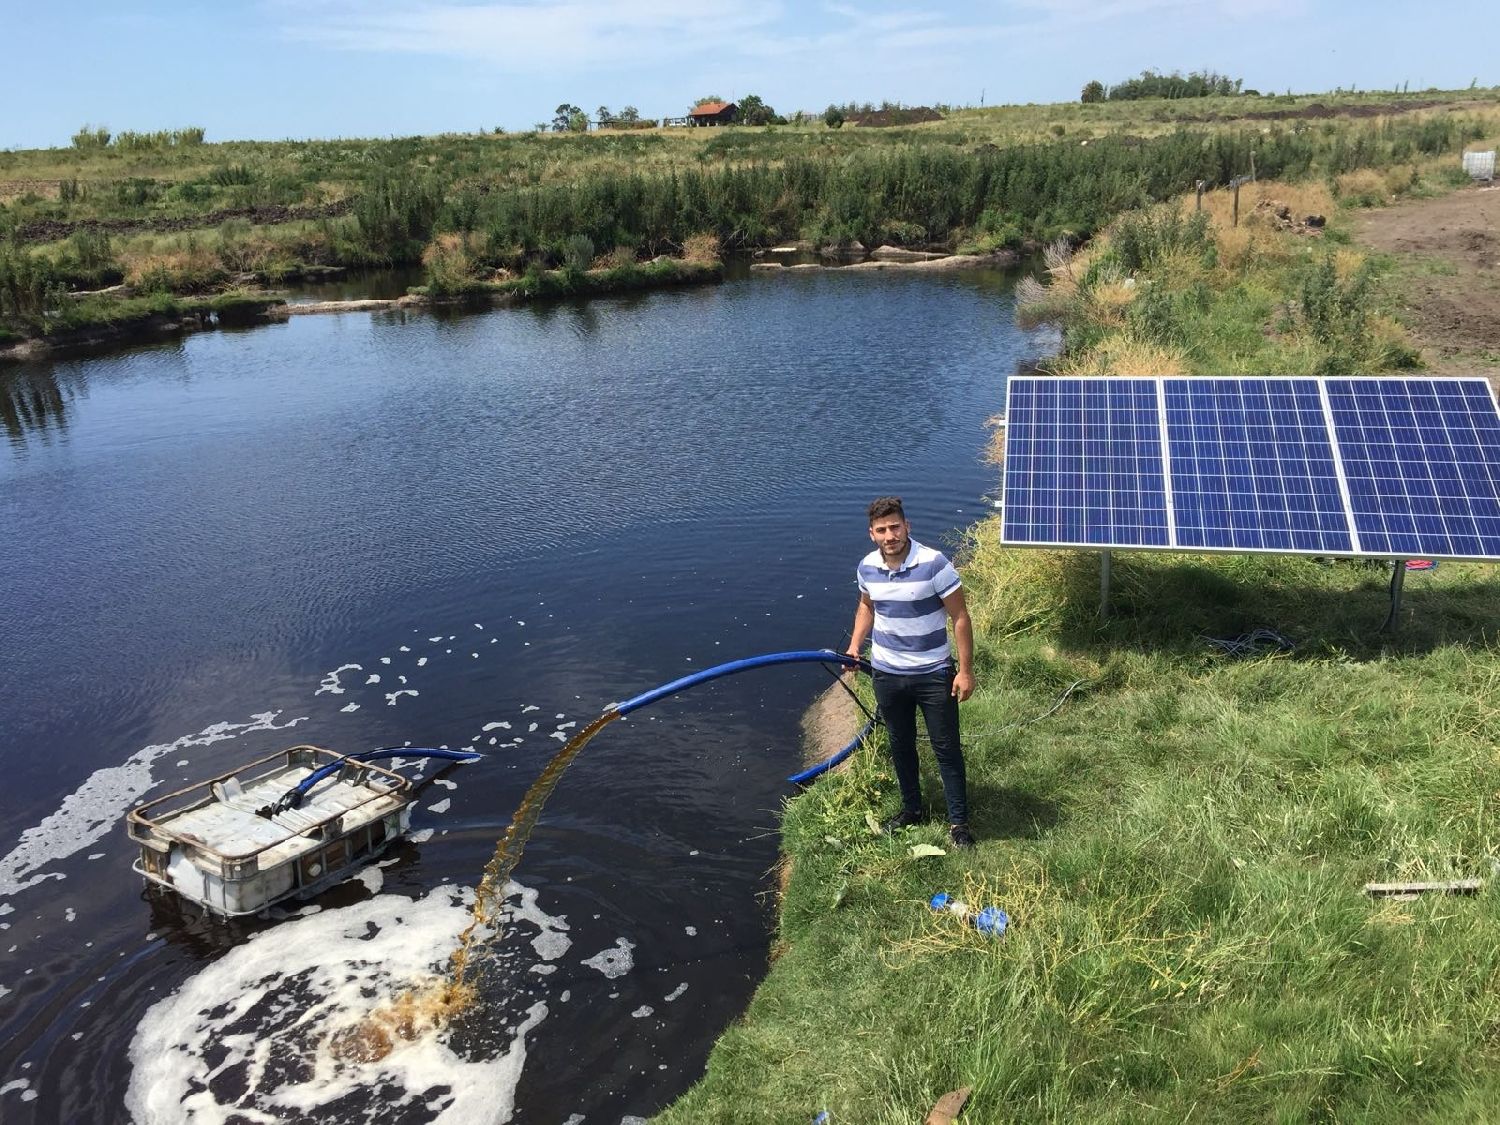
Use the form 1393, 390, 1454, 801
689, 101, 735, 116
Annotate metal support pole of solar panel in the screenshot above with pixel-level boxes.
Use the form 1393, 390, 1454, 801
1380, 560, 1408, 633
1195, 180, 1205, 212
1099, 550, 1112, 618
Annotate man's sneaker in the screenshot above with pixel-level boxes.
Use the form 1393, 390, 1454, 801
949, 823, 977, 850
884, 809, 926, 833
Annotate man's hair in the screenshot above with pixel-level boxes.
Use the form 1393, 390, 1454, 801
867, 496, 906, 524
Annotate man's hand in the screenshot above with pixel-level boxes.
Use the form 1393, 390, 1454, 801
842, 648, 863, 677
952, 668, 975, 701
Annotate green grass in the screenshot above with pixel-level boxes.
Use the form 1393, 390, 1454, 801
5, 86, 1498, 343
658, 539, 1500, 1123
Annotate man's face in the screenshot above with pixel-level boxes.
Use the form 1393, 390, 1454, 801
868, 514, 910, 560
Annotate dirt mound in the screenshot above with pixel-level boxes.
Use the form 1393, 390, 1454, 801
1251, 198, 1326, 233
848, 107, 943, 128
15, 200, 353, 244
1353, 185, 1500, 380
1180, 98, 1449, 125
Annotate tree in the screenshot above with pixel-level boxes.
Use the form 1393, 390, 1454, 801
739, 93, 777, 126
822, 105, 845, 129
596, 105, 612, 125
619, 105, 640, 124
693, 94, 725, 106
1080, 80, 1105, 104
552, 103, 583, 132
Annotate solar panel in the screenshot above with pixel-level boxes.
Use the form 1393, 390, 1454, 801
1000, 376, 1500, 561
1327, 378, 1500, 558
1164, 378, 1352, 553
1001, 377, 1169, 548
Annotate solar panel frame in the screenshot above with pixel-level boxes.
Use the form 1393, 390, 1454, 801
999, 375, 1500, 562
999, 377, 1170, 549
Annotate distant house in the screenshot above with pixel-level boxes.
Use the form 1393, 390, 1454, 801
688, 101, 738, 127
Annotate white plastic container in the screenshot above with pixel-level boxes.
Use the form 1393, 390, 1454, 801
127, 745, 412, 917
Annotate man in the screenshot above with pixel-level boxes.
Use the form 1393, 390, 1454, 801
845, 496, 976, 849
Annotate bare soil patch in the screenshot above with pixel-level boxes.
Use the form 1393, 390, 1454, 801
1353, 184, 1500, 381
799, 679, 865, 770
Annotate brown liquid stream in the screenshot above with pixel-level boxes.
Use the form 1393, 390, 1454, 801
331, 709, 623, 1060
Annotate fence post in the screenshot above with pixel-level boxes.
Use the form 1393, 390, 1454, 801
1249, 151, 1256, 182
1232, 181, 1241, 227
1196, 180, 1205, 211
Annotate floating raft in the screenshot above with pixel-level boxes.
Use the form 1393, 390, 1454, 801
128, 745, 412, 917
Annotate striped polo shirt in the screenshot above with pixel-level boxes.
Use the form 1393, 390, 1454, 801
857, 539, 961, 674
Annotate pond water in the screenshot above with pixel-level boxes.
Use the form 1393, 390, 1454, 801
0, 268, 1055, 1123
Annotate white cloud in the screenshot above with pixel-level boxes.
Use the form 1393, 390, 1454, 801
282, 0, 788, 71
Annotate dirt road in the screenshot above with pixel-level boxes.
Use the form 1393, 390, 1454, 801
1353, 183, 1500, 382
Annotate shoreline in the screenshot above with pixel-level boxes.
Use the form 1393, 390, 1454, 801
0, 252, 1019, 366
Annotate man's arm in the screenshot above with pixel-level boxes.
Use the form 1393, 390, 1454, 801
845, 592, 874, 665
942, 587, 974, 701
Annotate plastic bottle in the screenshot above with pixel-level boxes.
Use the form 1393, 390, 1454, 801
929, 892, 1008, 937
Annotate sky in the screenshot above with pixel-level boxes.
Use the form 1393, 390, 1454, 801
4, 0, 1497, 148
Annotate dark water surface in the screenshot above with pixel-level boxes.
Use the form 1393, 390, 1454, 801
0, 269, 1055, 1123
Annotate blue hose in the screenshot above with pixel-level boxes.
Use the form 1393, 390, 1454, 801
613, 649, 870, 715
275, 746, 483, 812
786, 716, 878, 784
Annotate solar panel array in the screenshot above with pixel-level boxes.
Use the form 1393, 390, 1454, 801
1000, 377, 1500, 561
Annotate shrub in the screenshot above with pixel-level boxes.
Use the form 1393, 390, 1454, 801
421, 232, 481, 295
681, 232, 721, 262
561, 233, 595, 274
1108, 206, 1214, 274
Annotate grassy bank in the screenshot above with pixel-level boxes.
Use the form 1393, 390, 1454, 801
657, 137, 1500, 1122
660, 538, 1500, 1122
3, 89, 1498, 346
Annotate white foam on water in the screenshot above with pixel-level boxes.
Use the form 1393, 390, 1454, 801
380, 658, 392, 665
355, 868, 384, 895
385, 690, 419, 706
428, 637, 443, 642
563, 1115, 585, 1125
433, 779, 457, 790
1, 1078, 37, 1102
520, 706, 539, 714
581, 938, 634, 980
483, 722, 511, 732
683, 926, 696, 937
366, 674, 382, 685
630, 1006, 653, 1019
409, 829, 435, 843
474, 624, 484, 630
0, 984, 10, 1000
400, 646, 411, 653
126, 887, 553, 1125
316, 666, 363, 696
428, 799, 451, 815
417, 657, 429, 667
342, 704, 361, 713
0, 712, 305, 899
664, 983, 688, 1002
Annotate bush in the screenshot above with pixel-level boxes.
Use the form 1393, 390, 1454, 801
421, 232, 481, 295
0, 245, 63, 331
1108, 206, 1213, 273
561, 233, 595, 274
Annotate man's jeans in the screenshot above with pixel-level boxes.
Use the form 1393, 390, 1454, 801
872, 665, 968, 826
